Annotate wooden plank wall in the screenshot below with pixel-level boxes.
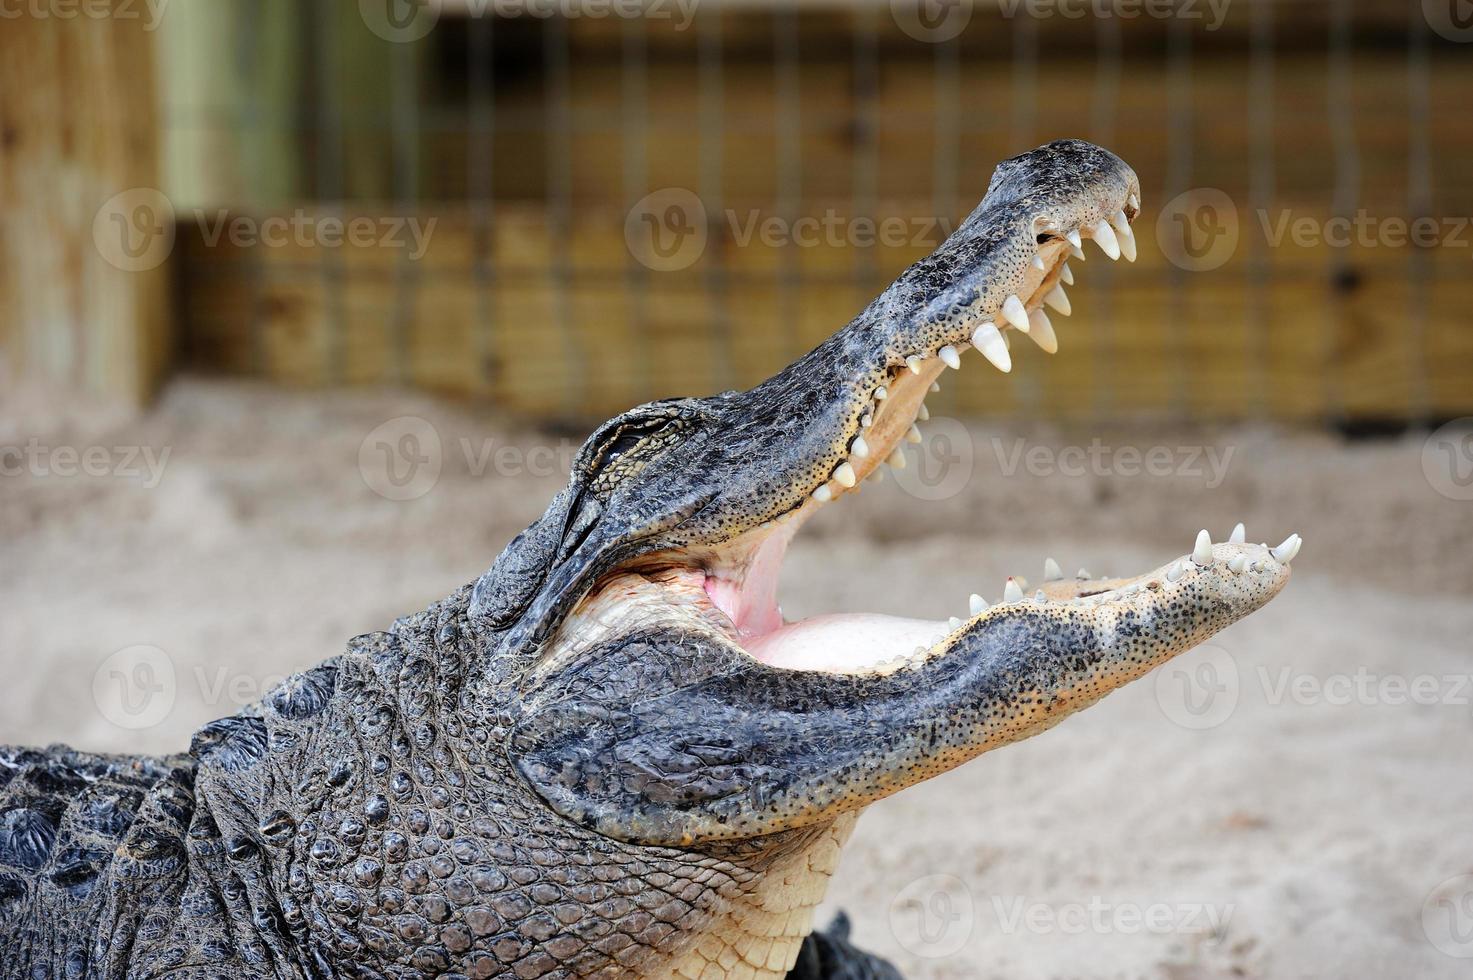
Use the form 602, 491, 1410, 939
0, 0, 172, 404
176, 6, 1473, 424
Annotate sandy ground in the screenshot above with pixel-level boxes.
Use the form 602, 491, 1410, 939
2, 376, 1471, 978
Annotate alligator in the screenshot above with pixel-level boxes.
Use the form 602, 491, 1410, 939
0, 140, 1300, 979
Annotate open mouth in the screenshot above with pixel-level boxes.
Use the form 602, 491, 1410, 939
564, 196, 1300, 677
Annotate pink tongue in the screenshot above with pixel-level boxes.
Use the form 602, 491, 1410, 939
743, 613, 946, 674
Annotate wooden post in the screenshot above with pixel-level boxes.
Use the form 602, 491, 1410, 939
0, 1, 172, 405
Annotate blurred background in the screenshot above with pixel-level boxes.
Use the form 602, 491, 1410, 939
5, 0, 1472, 423
3, 2, 1473, 978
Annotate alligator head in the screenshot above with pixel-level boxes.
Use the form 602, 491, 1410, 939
14, 139, 1299, 980
447, 140, 1299, 970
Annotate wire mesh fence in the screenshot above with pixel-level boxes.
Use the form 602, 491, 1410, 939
159, 0, 1473, 425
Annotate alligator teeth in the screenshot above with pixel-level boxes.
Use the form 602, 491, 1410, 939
1228, 554, 1247, 573
870, 466, 885, 483
969, 593, 987, 616
813, 484, 833, 502
1026, 309, 1058, 354
1128, 192, 1139, 212
1165, 560, 1185, 583
1192, 529, 1214, 565
948, 616, 962, 630
1001, 295, 1031, 332
916, 403, 929, 421
1034, 590, 1047, 603
874, 386, 888, 400
1032, 254, 1046, 271
861, 413, 872, 427
851, 434, 870, 458
887, 447, 907, 470
1043, 284, 1072, 316
1003, 578, 1024, 602
1043, 557, 1063, 581
929, 381, 941, 393
1060, 263, 1075, 285
938, 344, 961, 370
906, 355, 924, 375
1091, 220, 1121, 260
1077, 567, 1092, 579
1066, 229, 1083, 250
970, 322, 1011, 373
834, 461, 857, 488
1271, 533, 1302, 564
1228, 522, 1246, 544
1112, 210, 1137, 262
906, 425, 923, 444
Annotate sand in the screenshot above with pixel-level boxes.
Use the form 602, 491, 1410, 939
3, 376, 1470, 978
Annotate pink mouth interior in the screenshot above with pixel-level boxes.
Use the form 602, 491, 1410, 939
701, 523, 944, 674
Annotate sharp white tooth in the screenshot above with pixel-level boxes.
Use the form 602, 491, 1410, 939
929, 381, 940, 393
1077, 568, 1092, 579
1066, 229, 1082, 249
888, 447, 907, 470
1228, 522, 1246, 544
861, 413, 873, 427
906, 425, 923, 444
874, 386, 888, 400
970, 322, 1012, 373
1026, 308, 1058, 354
1091, 220, 1121, 260
1271, 533, 1302, 564
1003, 578, 1024, 602
914, 646, 928, 657
1032, 254, 1046, 271
1193, 529, 1214, 565
938, 344, 961, 370
1034, 590, 1047, 603
1043, 557, 1063, 581
813, 484, 833, 502
1228, 554, 1247, 573
1001, 295, 1031, 332
1043, 284, 1072, 316
1166, 560, 1185, 583
834, 461, 857, 488
1117, 227, 1137, 262
916, 403, 930, 421
851, 434, 870, 458
948, 616, 962, 630
1060, 263, 1074, 285
1128, 192, 1139, 212
969, 593, 987, 616
906, 355, 923, 374
1112, 210, 1137, 262
870, 466, 885, 483
1069, 242, 1086, 260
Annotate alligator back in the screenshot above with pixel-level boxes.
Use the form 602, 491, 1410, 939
0, 743, 194, 977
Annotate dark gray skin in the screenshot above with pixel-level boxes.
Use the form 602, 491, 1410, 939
0, 140, 1297, 979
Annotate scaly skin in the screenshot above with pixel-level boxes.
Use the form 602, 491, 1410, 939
0, 140, 1297, 979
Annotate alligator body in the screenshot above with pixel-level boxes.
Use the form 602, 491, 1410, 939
0, 141, 1298, 979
